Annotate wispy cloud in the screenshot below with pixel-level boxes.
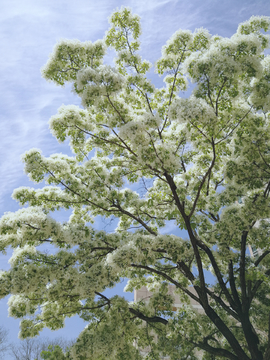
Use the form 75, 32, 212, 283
1, 0, 269, 213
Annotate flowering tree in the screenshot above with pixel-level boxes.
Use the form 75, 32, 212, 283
1, 7, 270, 360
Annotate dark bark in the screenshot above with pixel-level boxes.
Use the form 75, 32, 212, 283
129, 308, 168, 325
240, 315, 263, 360
203, 306, 250, 360
263, 313, 270, 360
160, 172, 268, 359
240, 232, 248, 309
196, 341, 238, 360
228, 260, 241, 309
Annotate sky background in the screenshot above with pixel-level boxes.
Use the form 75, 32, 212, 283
0, 0, 270, 357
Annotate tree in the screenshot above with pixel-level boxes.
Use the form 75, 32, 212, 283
0, 326, 9, 359
39, 345, 70, 360
0, 7, 270, 359
10, 337, 73, 360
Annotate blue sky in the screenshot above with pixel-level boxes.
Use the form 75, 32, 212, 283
0, 0, 269, 356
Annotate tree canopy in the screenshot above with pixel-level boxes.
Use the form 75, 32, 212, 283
1, 7, 270, 360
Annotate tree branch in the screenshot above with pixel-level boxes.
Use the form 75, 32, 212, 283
228, 259, 241, 309
128, 308, 168, 325
255, 250, 270, 267
196, 341, 239, 360
240, 231, 248, 311
130, 263, 201, 305
188, 138, 216, 218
